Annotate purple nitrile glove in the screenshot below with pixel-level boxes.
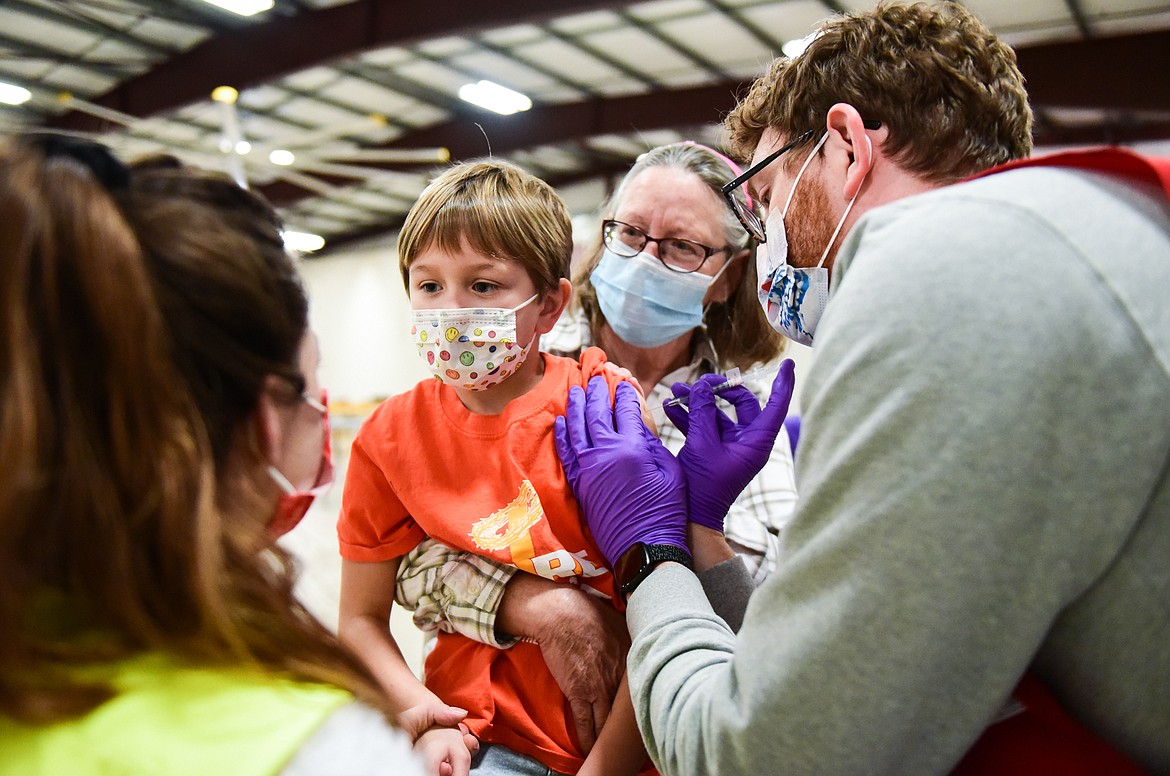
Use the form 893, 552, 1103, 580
555, 377, 689, 567
662, 360, 796, 532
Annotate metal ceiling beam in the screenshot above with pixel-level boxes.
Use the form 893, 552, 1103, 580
615, 8, 730, 82
706, 0, 786, 55
317, 157, 635, 254
0, 32, 139, 78
386, 83, 740, 159
50, 0, 632, 131
416, 28, 1170, 133
1034, 119, 1170, 148
1015, 29, 1170, 111
9, 0, 172, 57
257, 80, 746, 205
1060, 0, 1094, 39
258, 24, 1170, 208
312, 112, 1170, 251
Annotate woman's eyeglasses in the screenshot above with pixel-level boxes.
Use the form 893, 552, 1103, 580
602, 219, 728, 274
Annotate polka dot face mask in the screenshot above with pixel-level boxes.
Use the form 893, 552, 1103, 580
409, 294, 538, 391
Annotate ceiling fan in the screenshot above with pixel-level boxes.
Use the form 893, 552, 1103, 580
53, 87, 447, 187
10, 85, 449, 250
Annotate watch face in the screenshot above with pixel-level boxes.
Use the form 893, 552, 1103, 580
614, 542, 648, 590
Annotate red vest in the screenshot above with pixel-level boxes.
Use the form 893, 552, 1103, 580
952, 147, 1169, 776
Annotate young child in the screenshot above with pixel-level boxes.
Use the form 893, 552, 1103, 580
337, 160, 652, 776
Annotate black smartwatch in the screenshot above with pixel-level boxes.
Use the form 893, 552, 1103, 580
614, 542, 692, 599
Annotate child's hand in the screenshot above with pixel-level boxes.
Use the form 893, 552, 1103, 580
414, 725, 474, 776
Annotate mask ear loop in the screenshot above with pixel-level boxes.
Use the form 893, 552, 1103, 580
698, 245, 744, 338
510, 293, 540, 313
506, 293, 543, 356
781, 132, 829, 219
267, 465, 297, 495
815, 134, 872, 269
266, 390, 328, 495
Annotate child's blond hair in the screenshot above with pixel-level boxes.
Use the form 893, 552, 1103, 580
398, 160, 572, 293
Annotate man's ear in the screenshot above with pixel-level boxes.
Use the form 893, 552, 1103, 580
535, 278, 572, 335
826, 103, 875, 200
704, 250, 749, 305
252, 376, 286, 463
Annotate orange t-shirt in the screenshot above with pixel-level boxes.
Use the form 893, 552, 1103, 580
338, 348, 633, 774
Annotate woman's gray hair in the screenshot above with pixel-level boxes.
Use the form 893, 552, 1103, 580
608, 142, 754, 253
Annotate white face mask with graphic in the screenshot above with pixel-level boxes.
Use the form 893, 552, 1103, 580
410, 295, 538, 390
757, 132, 869, 346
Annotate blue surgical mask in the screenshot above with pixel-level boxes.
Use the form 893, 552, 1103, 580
591, 248, 726, 348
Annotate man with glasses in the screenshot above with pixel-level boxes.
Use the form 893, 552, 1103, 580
556, 1, 1170, 773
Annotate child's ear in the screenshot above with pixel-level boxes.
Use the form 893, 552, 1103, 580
535, 278, 572, 335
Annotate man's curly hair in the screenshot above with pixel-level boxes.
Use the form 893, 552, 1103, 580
725, 1, 1033, 183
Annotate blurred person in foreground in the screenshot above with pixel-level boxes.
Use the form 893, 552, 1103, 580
0, 134, 436, 775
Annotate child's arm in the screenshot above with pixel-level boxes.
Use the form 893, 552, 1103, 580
339, 557, 472, 776
576, 672, 649, 776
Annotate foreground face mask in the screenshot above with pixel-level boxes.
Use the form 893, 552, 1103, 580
410, 294, 538, 390
757, 132, 868, 346
756, 209, 831, 347
591, 247, 728, 348
267, 390, 333, 537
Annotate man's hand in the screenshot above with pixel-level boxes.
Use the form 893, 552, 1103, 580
663, 360, 795, 532
495, 574, 629, 753
555, 378, 688, 566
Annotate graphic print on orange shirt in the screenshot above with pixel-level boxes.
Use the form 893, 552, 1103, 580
470, 478, 608, 592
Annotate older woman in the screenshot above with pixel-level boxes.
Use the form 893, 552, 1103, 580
0, 135, 437, 775
391, 141, 795, 753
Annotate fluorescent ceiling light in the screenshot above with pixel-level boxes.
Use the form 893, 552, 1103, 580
0, 82, 32, 106
458, 80, 532, 115
234, 140, 252, 155
283, 231, 325, 253
268, 149, 296, 166
199, 0, 274, 17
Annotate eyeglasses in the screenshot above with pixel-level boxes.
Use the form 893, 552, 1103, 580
602, 219, 727, 274
721, 119, 882, 242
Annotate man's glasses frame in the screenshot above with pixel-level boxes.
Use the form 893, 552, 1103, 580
721, 119, 882, 242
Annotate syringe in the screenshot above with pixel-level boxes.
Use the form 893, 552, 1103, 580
659, 364, 781, 410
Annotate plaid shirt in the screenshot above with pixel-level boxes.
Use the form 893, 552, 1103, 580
395, 309, 798, 646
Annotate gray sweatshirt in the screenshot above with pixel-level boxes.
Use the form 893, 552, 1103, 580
627, 165, 1170, 775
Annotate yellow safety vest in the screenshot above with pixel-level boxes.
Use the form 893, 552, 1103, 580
0, 652, 352, 776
